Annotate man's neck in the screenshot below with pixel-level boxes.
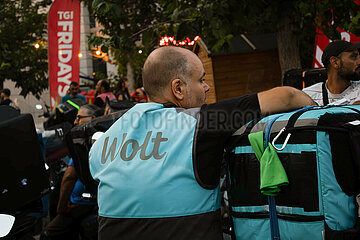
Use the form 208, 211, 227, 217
326, 73, 351, 94
148, 96, 181, 107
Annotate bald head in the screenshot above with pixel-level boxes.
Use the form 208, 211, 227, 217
142, 47, 195, 100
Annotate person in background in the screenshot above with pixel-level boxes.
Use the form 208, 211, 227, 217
0, 88, 20, 111
94, 80, 116, 107
131, 87, 148, 102
0, 88, 12, 106
303, 40, 360, 105
61, 82, 87, 104
115, 78, 130, 101
40, 104, 103, 240
89, 46, 315, 240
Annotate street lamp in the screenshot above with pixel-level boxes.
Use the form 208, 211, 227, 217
34, 43, 40, 49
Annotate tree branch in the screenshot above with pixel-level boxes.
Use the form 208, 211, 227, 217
129, 18, 195, 39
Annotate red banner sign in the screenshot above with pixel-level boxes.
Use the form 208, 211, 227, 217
48, 0, 80, 107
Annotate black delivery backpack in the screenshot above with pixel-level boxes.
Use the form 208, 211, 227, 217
227, 105, 360, 240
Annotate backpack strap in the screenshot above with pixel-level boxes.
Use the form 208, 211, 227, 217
271, 106, 317, 151
264, 114, 285, 240
264, 106, 316, 240
322, 81, 329, 106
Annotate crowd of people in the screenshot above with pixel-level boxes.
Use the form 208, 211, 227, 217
60, 79, 148, 108
2, 39, 360, 239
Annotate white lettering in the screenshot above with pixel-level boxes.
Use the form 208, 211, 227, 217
64, 11, 72, 20
58, 62, 72, 76
341, 32, 351, 42
58, 49, 72, 63
57, 11, 73, 20
58, 85, 69, 97
58, 21, 73, 31
57, 11, 64, 20
58, 73, 72, 84
59, 44, 72, 49
57, 32, 73, 44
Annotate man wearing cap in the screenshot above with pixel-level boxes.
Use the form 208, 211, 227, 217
303, 40, 360, 105
0, 88, 12, 106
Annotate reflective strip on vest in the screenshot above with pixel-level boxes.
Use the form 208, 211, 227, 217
66, 100, 80, 110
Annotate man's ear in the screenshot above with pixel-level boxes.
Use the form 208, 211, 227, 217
171, 79, 185, 100
330, 56, 340, 69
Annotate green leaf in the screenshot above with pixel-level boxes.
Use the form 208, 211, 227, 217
0, 0, 50, 97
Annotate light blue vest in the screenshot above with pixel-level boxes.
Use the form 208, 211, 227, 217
229, 106, 359, 240
90, 103, 220, 218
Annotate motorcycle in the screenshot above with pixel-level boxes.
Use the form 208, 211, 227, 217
0, 105, 49, 239
0, 99, 86, 239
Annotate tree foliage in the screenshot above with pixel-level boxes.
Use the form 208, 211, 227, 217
84, 0, 167, 90
171, 0, 360, 68
0, 0, 51, 98
86, 0, 360, 81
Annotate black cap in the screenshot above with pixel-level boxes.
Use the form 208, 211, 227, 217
322, 40, 360, 67
0, 88, 11, 97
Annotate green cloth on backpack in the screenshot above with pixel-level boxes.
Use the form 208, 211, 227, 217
248, 131, 289, 196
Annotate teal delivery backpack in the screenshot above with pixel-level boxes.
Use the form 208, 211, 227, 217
227, 106, 360, 240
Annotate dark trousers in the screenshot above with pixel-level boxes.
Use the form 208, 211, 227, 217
40, 205, 97, 240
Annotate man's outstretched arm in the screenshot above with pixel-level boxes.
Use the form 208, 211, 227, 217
258, 86, 317, 115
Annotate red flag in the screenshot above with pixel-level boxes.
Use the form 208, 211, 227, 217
48, 0, 80, 107
313, 1, 360, 68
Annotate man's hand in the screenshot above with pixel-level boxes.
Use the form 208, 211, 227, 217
258, 86, 317, 115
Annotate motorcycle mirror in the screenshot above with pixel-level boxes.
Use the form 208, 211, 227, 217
92, 132, 104, 144
36, 104, 43, 110
0, 214, 15, 237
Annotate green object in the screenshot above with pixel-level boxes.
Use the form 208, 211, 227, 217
248, 131, 289, 196
66, 100, 80, 110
